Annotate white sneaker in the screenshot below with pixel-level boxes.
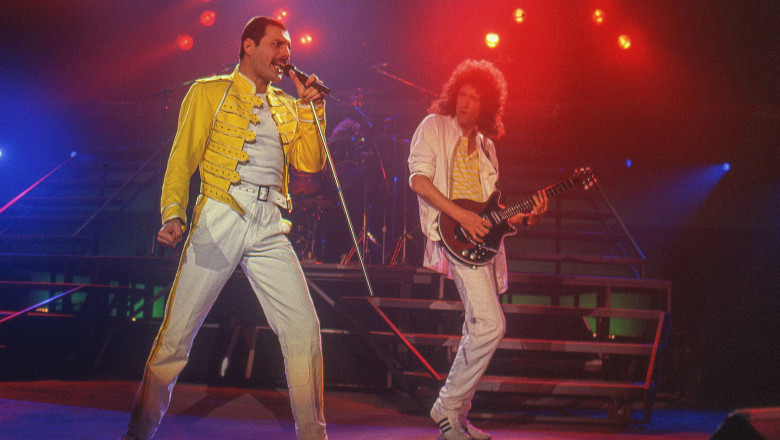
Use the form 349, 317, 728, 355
463, 420, 491, 440
430, 404, 473, 440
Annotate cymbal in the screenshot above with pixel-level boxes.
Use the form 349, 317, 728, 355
332, 88, 381, 107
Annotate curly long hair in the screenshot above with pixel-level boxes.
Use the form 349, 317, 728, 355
428, 59, 508, 138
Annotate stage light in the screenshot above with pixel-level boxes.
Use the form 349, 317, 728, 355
300, 33, 313, 45
625, 159, 632, 168
0, 150, 3, 159
485, 33, 499, 48
177, 34, 193, 51
722, 162, 730, 172
513, 8, 526, 23
200, 10, 216, 27
618, 34, 631, 49
70, 151, 77, 158
273, 8, 289, 24
592, 9, 604, 24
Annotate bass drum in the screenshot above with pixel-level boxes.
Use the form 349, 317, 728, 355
288, 167, 321, 196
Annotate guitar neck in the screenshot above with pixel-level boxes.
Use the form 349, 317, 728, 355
498, 178, 576, 221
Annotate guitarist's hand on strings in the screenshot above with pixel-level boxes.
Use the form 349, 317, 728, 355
510, 189, 549, 227
455, 208, 491, 243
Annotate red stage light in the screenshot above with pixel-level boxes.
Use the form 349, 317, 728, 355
592, 9, 604, 24
485, 33, 499, 48
200, 10, 216, 27
273, 8, 289, 24
513, 8, 526, 23
618, 34, 631, 49
177, 34, 194, 51
300, 33, 313, 45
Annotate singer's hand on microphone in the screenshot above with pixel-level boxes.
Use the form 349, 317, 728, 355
288, 70, 325, 105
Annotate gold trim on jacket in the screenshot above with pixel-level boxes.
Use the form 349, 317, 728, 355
160, 67, 326, 227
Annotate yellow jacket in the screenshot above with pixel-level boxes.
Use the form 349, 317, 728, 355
160, 67, 326, 226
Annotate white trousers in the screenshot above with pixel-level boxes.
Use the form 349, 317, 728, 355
127, 187, 327, 440
433, 253, 506, 419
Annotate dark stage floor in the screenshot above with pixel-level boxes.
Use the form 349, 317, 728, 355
0, 380, 732, 439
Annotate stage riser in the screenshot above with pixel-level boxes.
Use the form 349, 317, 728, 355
0, 318, 390, 390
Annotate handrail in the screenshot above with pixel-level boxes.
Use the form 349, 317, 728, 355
0, 280, 141, 291
0, 285, 85, 325
0, 153, 77, 217
595, 182, 646, 278
72, 133, 174, 237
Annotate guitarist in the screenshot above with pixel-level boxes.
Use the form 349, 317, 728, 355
408, 59, 548, 440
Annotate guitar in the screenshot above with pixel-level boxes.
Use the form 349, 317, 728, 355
438, 167, 596, 266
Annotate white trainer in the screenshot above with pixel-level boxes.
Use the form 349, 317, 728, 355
430, 404, 473, 440
463, 420, 491, 440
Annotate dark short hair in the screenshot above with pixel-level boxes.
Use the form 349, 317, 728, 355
239, 16, 287, 60
428, 59, 508, 138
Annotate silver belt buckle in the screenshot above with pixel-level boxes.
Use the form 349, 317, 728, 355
256, 186, 269, 201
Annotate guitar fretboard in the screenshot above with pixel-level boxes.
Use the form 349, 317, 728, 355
498, 178, 576, 221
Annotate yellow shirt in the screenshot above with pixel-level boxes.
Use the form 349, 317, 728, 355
450, 136, 484, 202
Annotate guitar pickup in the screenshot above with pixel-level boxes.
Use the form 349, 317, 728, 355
478, 244, 498, 253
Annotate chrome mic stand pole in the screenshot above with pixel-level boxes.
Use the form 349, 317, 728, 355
309, 102, 375, 296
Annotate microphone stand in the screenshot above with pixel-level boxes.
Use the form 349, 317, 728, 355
373, 65, 438, 98
309, 101, 375, 297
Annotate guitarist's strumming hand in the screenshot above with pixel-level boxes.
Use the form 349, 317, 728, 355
455, 208, 491, 243
509, 189, 549, 227
409, 174, 492, 243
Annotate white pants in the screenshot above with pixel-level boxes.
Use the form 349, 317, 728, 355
127, 187, 327, 440
433, 253, 506, 419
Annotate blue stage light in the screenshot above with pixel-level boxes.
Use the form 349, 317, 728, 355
70, 151, 78, 158
625, 159, 632, 168
722, 162, 730, 172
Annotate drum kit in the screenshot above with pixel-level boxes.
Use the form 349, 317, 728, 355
287, 87, 418, 266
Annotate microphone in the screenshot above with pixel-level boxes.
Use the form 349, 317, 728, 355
283, 64, 330, 95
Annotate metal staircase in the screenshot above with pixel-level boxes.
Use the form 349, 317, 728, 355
339, 165, 671, 424
0, 141, 168, 255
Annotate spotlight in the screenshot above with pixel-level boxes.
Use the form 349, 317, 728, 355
625, 159, 632, 168
273, 8, 289, 24
200, 10, 216, 27
618, 34, 631, 49
485, 33, 499, 48
177, 34, 194, 51
513, 9, 526, 23
722, 162, 730, 172
0, 150, 3, 159
70, 151, 78, 158
592, 9, 604, 24
300, 33, 313, 45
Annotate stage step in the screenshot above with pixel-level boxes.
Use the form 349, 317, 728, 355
386, 332, 657, 355
364, 297, 668, 320
404, 370, 654, 397
345, 293, 669, 424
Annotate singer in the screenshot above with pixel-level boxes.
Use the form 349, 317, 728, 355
119, 16, 328, 440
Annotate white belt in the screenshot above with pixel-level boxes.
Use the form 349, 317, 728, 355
235, 182, 288, 210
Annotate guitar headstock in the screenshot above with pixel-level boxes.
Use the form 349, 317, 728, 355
572, 167, 596, 190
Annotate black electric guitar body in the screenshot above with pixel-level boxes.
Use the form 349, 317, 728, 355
438, 168, 596, 266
